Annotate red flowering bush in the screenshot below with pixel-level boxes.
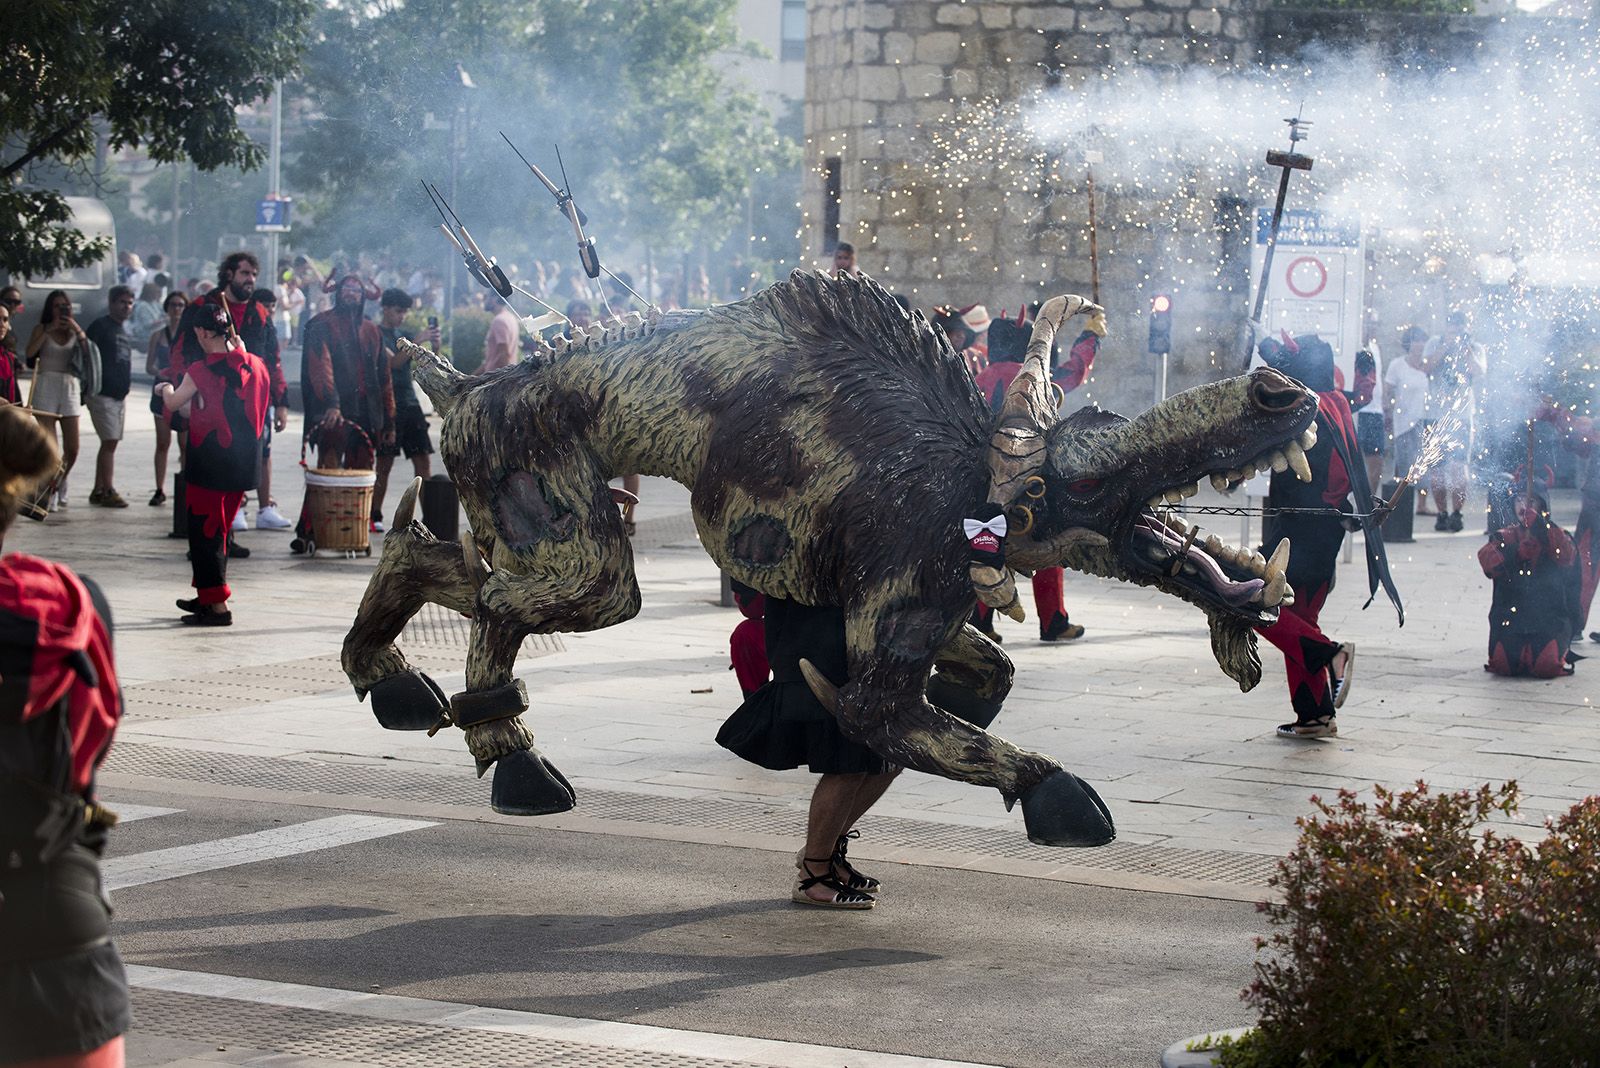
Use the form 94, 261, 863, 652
1217, 782, 1600, 1068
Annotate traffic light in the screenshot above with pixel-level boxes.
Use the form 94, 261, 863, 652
1148, 294, 1172, 355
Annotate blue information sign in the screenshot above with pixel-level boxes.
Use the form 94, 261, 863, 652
255, 198, 291, 232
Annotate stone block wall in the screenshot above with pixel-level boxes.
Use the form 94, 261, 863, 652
802, 0, 1260, 415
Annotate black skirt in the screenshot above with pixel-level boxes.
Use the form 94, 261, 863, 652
715, 599, 894, 776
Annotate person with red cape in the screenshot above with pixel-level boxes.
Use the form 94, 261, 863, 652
157, 302, 271, 625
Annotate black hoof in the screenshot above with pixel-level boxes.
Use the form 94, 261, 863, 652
367, 669, 449, 731
1020, 769, 1116, 847
491, 748, 577, 816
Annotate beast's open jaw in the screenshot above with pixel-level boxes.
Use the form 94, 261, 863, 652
1126, 421, 1317, 622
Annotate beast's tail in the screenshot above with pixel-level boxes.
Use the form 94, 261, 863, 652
403, 338, 470, 417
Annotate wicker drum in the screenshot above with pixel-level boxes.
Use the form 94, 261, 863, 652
304, 468, 375, 555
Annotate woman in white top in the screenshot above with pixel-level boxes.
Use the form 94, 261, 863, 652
23, 290, 88, 510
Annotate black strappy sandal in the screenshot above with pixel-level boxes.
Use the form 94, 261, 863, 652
792, 856, 875, 909
831, 830, 883, 894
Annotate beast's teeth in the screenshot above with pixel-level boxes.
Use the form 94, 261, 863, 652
1299, 424, 1318, 449
1164, 489, 1184, 505
1181, 482, 1199, 498
1238, 461, 1257, 480
1269, 450, 1289, 473
1262, 570, 1287, 607
1225, 469, 1245, 483
1204, 534, 1224, 553
1170, 515, 1189, 533
1282, 589, 1296, 606
1148, 495, 1165, 509
1248, 550, 1267, 575
1285, 442, 1312, 482
1267, 538, 1291, 576
1210, 473, 1231, 492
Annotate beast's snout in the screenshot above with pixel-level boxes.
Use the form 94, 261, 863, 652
1249, 367, 1309, 413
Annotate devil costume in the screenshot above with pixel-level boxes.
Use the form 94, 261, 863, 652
300, 277, 394, 469
1255, 334, 1402, 736
1478, 488, 1582, 677
178, 305, 271, 608
0, 557, 127, 1063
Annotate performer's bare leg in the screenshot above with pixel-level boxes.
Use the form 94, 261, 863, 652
797, 769, 899, 902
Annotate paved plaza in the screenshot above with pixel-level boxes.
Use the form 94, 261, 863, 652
11, 409, 1595, 1067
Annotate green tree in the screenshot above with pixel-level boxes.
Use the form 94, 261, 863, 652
289, 0, 795, 282
1, 0, 312, 276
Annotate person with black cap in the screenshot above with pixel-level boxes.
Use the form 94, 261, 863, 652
156, 302, 272, 625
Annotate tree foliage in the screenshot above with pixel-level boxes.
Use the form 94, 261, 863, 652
289, 0, 795, 274
0, 0, 312, 276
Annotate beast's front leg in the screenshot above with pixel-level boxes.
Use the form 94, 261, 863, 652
343, 479, 478, 730
802, 606, 1114, 847
926, 623, 1014, 730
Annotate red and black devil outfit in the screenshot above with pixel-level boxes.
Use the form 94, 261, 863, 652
299, 278, 394, 469
189, 286, 287, 412
297, 278, 394, 539
182, 322, 271, 606
1255, 334, 1403, 730
0, 555, 128, 1063
1477, 486, 1582, 678
970, 312, 1102, 640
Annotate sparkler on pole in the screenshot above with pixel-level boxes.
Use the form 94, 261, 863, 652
1085, 150, 1103, 304
1242, 111, 1313, 371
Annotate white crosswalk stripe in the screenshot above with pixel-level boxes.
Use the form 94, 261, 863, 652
103, 814, 435, 891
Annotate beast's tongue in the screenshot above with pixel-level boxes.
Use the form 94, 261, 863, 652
1135, 516, 1264, 607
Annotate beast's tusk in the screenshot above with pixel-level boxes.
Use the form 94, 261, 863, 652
799, 658, 841, 715
394, 476, 423, 529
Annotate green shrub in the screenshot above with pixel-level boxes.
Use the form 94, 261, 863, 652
441, 308, 493, 375
1223, 782, 1600, 1068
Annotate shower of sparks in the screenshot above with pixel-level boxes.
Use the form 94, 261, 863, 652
1407, 393, 1471, 485
837, 22, 1600, 414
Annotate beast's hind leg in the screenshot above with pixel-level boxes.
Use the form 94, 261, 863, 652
448, 459, 642, 816
343, 479, 478, 730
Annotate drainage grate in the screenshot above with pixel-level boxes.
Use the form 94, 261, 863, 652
401, 602, 566, 656
123, 635, 564, 720
104, 742, 1280, 887
132, 987, 772, 1068
630, 511, 703, 552
123, 655, 355, 718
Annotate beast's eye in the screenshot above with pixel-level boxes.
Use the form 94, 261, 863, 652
1067, 478, 1103, 495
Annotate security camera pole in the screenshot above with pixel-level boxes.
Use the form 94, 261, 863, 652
1243, 112, 1314, 370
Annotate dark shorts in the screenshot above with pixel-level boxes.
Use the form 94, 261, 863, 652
1356, 411, 1384, 456
387, 406, 433, 460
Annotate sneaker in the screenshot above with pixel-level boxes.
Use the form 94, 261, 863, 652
180, 608, 233, 627
1040, 616, 1086, 642
1447, 511, 1463, 532
1434, 513, 1449, 532
1277, 716, 1337, 739
149, 489, 167, 506
55, 492, 68, 511
369, 519, 386, 533
232, 509, 248, 532
227, 541, 251, 559
256, 504, 292, 530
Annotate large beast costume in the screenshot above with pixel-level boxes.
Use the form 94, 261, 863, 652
341, 272, 1320, 847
